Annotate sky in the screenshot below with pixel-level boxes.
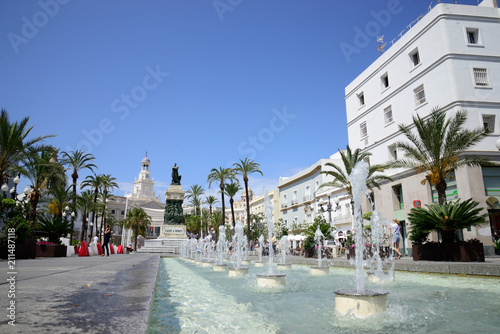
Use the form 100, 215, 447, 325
0, 0, 481, 204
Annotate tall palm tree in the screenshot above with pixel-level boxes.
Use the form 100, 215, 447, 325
97, 174, 118, 240
80, 174, 103, 240
205, 195, 219, 217
185, 184, 205, 215
394, 107, 491, 205
320, 146, 392, 216
224, 181, 242, 227
0, 109, 55, 186
47, 183, 73, 219
77, 190, 95, 241
61, 150, 97, 243
233, 158, 263, 243
21, 146, 65, 224
207, 167, 235, 228
121, 207, 151, 251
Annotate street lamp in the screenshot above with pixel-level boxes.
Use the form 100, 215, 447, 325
1, 183, 8, 197
319, 195, 339, 225
89, 222, 94, 240
11, 174, 20, 199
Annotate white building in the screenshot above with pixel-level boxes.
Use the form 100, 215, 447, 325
105, 154, 165, 240
345, 0, 500, 254
278, 153, 353, 236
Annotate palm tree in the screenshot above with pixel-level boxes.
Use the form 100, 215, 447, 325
0, 109, 55, 187
207, 167, 235, 228
320, 146, 392, 216
77, 190, 95, 241
224, 181, 242, 227
185, 184, 205, 215
61, 150, 96, 243
97, 174, 118, 240
394, 107, 491, 205
205, 195, 219, 216
47, 184, 73, 219
80, 174, 103, 240
97, 188, 115, 241
121, 207, 151, 251
21, 146, 65, 224
233, 158, 263, 244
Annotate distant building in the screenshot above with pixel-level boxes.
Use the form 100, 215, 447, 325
105, 154, 165, 240
344, 0, 500, 254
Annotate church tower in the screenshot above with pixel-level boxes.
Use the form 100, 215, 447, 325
125, 153, 161, 202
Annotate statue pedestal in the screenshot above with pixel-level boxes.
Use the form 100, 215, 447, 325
162, 225, 187, 238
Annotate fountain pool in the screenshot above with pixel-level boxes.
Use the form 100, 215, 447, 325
149, 258, 500, 333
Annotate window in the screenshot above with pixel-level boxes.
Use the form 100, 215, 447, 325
357, 92, 365, 108
381, 73, 389, 90
388, 144, 398, 160
466, 28, 479, 45
483, 115, 495, 132
409, 48, 420, 67
304, 185, 311, 201
360, 122, 367, 138
111, 209, 115, 214
121, 211, 125, 215
283, 194, 287, 206
393, 185, 404, 210
414, 85, 426, 106
482, 166, 500, 197
293, 190, 298, 205
473, 68, 489, 87
384, 106, 393, 124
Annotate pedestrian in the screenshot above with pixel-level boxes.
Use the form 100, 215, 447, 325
102, 225, 111, 257
392, 219, 403, 259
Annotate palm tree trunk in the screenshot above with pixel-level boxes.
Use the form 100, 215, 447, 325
230, 198, 236, 227
244, 179, 250, 244
29, 194, 40, 224
220, 183, 226, 227
70, 174, 77, 244
436, 180, 447, 205
134, 225, 139, 251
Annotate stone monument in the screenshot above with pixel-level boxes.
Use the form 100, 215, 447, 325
163, 163, 187, 238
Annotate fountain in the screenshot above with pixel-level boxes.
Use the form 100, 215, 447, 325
201, 235, 213, 267
228, 220, 249, 277
256, 194, 286, 288
334, 161, 389, 318
277, 235, 292, 270
254, 234, 265, 267
213, 225, 228, 271
310, 225, 330, 276
241, 238, 251, 265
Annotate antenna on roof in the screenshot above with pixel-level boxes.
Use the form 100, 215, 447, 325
377, 35, 386, 54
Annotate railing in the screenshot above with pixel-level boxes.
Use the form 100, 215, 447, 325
303, 195, 312, 202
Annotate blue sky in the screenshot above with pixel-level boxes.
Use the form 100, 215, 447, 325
1, 0, 480, 203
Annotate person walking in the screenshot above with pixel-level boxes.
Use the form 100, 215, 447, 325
102, 225, 111, 257
392, 219, 403, 259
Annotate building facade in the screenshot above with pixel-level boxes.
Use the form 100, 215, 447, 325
345, 0, 500, 254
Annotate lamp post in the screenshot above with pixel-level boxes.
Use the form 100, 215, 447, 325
11, 174, 20, 199
319, 195, 340, 225
89, 222, 94, 240
1, 183, 8, 198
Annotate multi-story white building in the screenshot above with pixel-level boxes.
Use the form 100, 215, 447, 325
278, 153, 353, 235
345, 0, 500, 254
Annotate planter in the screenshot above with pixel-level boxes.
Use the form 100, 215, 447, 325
495, 248, 500, 256
36, 244, 67, 257
412, 242, 484, 262
0, 243, 37, 259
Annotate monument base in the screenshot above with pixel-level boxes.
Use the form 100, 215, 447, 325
137, 225, 186, 254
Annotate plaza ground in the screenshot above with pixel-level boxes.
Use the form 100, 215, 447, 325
1, 253, 499, 333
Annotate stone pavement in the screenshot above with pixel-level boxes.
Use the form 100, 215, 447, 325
0, 253, 159, 334
1, 252, 499, 334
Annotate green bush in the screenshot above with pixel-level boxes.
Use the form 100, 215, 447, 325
407, 198, 487, 244
38, 215, 72, 244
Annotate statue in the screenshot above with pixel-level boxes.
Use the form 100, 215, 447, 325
171, 163, 181, 185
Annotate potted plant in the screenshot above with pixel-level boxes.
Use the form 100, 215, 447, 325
408, 198, 487, 262
36, 215, 71, 257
